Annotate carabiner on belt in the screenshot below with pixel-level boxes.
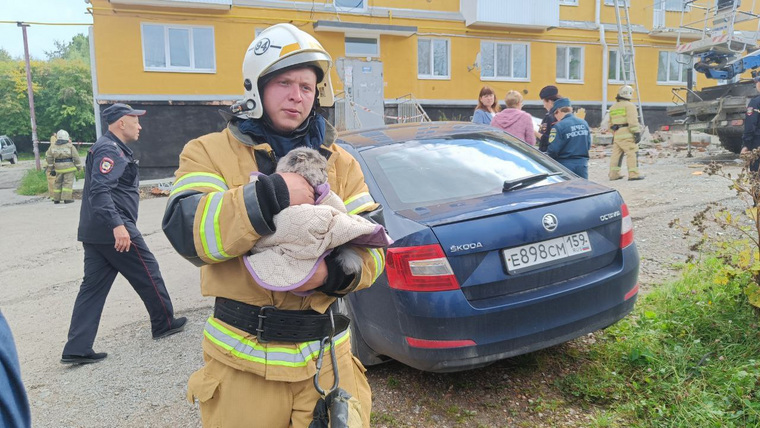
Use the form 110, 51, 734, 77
313, 308, 339, 396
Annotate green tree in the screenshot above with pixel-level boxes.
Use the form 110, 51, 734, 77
45, 34, 90, 63
0, 48, 15, 63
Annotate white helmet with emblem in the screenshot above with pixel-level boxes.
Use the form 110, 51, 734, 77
617, 85, 634, 100
56, 129, 70, 142
237, 23, 334, 119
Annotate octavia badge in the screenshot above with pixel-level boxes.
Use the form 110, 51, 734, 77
542, 213, 558, 232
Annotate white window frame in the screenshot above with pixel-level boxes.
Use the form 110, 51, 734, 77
604, 0, 631, 5
334, 0, 367, 12
345, 35, 380, 58
560, 0, 579, 5
141, 23, 216, 73
657, 51, 690, 85
417, 37, 451, 80
479, 41, 530, 82
556, 45, 584, 83
608, 48, 633, 83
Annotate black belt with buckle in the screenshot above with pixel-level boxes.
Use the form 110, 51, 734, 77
610, 123, 629, 131
55, 158, 73, 162
213, 297, 350, 343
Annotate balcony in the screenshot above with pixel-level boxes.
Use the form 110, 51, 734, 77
108, 0, 232, 10
461, 0, 559, 30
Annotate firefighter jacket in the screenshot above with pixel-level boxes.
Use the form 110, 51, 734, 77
162, 120, 385, 381
46, 140, 82, 175
608, 100, 641, 143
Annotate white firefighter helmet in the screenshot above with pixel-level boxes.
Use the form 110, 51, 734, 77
239, 23, 334, 119
56, 129, 70, 142
618, 85, 634, 100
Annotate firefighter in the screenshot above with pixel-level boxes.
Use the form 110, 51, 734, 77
547, 98, 592, 179
162, 24, 385, 428
741, 75, 760, 173
608, 85, 644, 180
46, 130, 83, 204
46, 133, 57, 199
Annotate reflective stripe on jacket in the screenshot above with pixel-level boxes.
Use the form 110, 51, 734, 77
163, 120, 385, 381
608, 100, 641, 141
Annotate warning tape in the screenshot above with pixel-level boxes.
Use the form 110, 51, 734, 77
348, 101, 427, 122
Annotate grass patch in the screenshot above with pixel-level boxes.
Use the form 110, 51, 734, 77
557, 257, 760, 426
17, 168, 50, 195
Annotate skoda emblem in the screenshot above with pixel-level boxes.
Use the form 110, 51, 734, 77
253, 38, 271, 55
542, 213, 558, 232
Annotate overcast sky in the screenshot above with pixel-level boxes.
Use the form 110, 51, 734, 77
1, 0, 92, 60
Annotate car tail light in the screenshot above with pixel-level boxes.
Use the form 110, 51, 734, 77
405, 337, 476, 349
625, 283, 639, 300
386, 244, 460, 292
620, 203, 634, 248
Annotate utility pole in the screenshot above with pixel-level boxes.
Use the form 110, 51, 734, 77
18, 22, 41, 171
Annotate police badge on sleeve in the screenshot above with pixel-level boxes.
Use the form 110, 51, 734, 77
99, 157, 114, 174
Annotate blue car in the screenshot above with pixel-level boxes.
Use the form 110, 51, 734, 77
335, 121, 639, 373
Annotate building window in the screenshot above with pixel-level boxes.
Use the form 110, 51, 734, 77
560, 0, 579, 4
345, 36, 379, 57
657, 51, 690, 84
608, 49, 633, 82
556, 46, 583, 82
480, 41, 529, 80
418, 38, 450, 79
604, 0, 630, 5
142, 23, 215, 73
335, 0, 366, 11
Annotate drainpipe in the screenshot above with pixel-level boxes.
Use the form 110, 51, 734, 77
596, 0, 608, 117
89, 26, 102, 139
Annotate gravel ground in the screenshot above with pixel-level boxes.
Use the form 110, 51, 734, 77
0, 139, 748, 427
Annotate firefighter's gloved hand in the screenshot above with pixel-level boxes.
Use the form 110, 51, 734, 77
634, 133, 642, 144
50, 170, 56, 177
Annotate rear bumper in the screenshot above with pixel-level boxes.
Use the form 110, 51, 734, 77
355, 245, 639, 373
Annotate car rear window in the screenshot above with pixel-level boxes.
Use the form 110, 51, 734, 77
360, 134, 566, 211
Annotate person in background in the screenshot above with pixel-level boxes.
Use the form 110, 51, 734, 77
490, 90, 536, 146
547, 98, 592, 179
537, 85, 562, 152
472, 86, 500, 125
608, 85, 644, 181
46, 129, 83, 204
61, 103, 186, 365
0, 310, 31, 428
741, 75, 760, 174
47, 132, 58, 199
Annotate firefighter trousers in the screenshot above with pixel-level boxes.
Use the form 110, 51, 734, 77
188, 348, 371, 428
63, 236, 176, 356
609, 137, 640, 179
52, 172, 75, 202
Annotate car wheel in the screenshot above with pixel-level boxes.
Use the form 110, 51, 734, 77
334, 297, 387, 366
9, 153, 18, 165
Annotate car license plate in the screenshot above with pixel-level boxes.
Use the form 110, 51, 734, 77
503, 232, 591, 274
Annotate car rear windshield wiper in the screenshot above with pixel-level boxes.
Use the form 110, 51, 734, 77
503, 172, 562, 192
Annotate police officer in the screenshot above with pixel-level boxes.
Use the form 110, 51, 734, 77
537, 85, 562, 152
163, 24, 385, 427
45, 129, 82, 204
548, 98, 592, 179
608, 85, 644, 180
741, 75, 760, 173
61, 104, 186, 365
0, 311, 30, 428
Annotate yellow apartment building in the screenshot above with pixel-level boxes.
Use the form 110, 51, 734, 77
86, 0, 760, 176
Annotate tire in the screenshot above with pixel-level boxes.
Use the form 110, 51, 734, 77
334, 297, 387, 367
9, 153, 18, 165
716, 129, 742, 154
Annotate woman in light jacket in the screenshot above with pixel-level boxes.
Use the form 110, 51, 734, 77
472, 86, 500, 125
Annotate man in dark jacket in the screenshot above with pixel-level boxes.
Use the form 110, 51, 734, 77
547, 98, 592, 179
61, 103, 186, 365
742, 75, 760, 173
538, 85, 561, 152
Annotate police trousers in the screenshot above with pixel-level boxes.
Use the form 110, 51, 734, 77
63, 235, 176, 356
188, 346, 371, 428
609, 137, 640, 179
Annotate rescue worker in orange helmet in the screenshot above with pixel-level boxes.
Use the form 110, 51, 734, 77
162, 23, 385, 428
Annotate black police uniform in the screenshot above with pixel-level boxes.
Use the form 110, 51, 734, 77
63, 130, 179, 357
538, 112, 556, 153
743, 94, 760, 172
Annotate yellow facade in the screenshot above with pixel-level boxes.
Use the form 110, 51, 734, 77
89, 0, 759, 106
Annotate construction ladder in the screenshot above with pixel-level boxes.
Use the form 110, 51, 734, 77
612, 0, 645, 128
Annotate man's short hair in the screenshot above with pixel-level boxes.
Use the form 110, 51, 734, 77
555, 106, 573, 114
